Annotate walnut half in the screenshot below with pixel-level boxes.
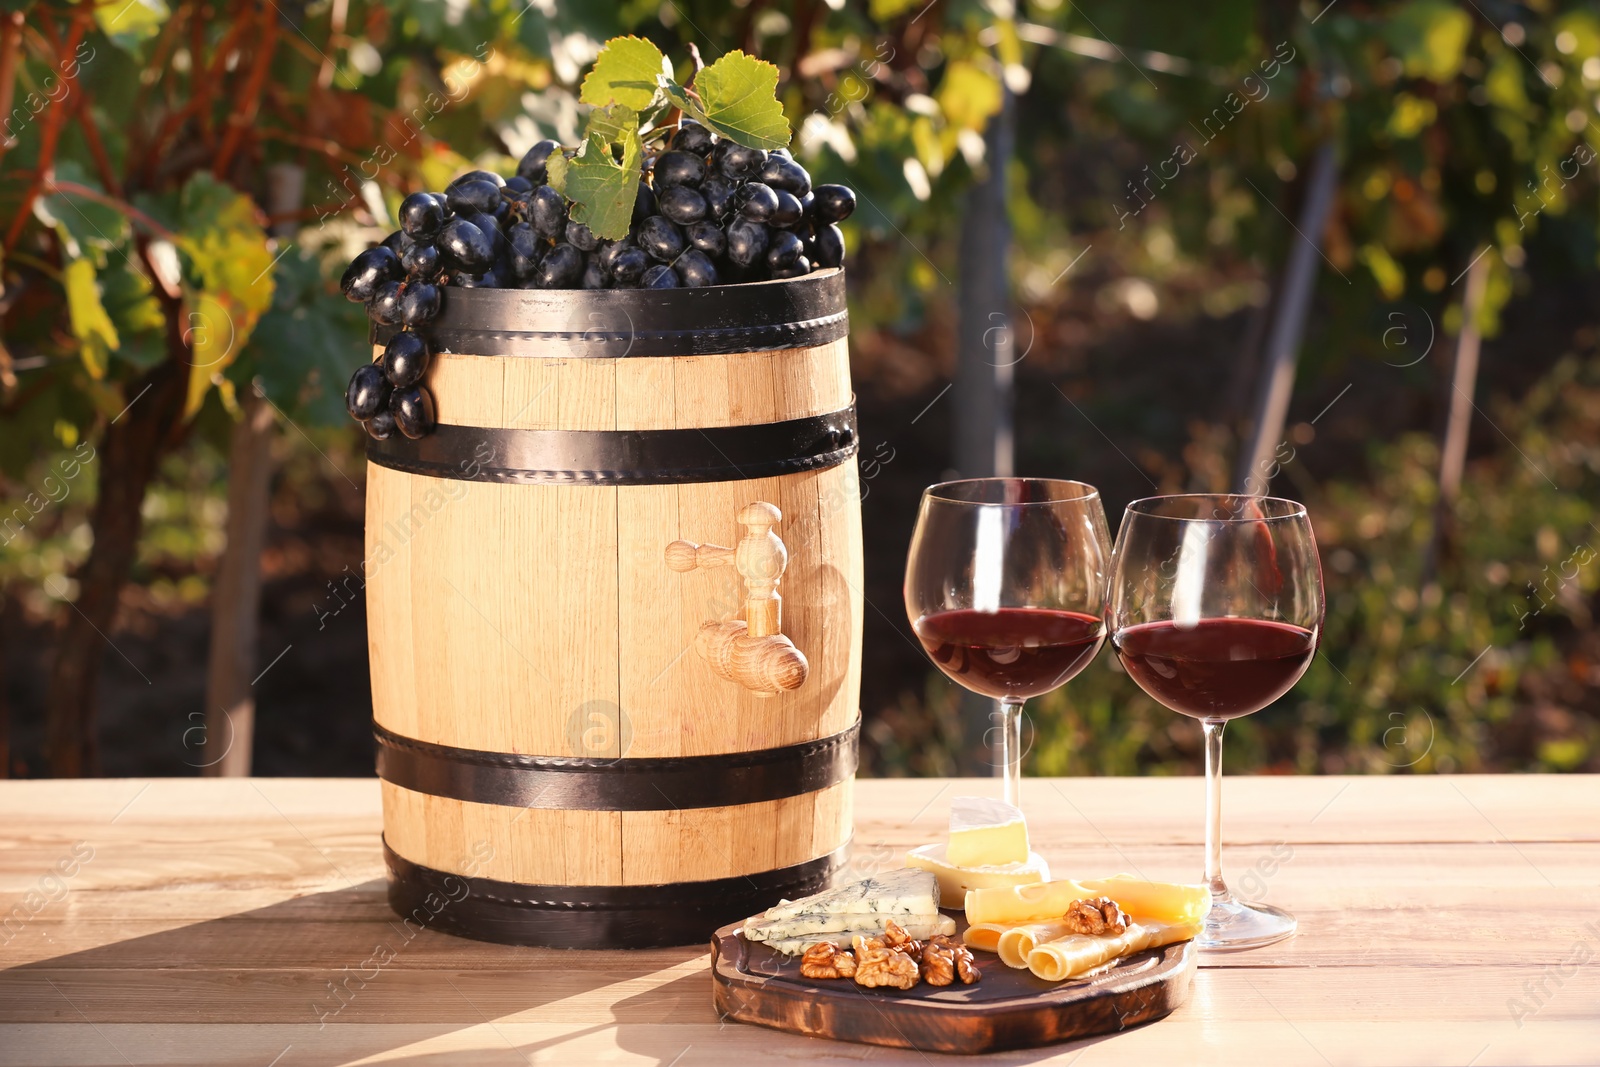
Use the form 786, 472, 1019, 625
853, 945, 920, 990
800, 941, 857, 979
1063, 896, 1131, 936
922, 938, 981, 986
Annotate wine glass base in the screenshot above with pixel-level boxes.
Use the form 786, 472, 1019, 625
1197, 897, 1296, 951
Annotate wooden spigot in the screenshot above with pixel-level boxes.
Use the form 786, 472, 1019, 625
665, 502, 809, 696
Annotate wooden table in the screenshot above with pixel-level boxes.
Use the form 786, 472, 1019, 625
2, 775, 1596, 1065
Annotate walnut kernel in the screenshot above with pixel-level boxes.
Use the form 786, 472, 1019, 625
1063, 896, 1131, 936
800, 941, 857, 979
853, 945, 919, 990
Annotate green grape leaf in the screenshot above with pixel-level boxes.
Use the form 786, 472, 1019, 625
584, 103, 639, 148
63, 258, 120, 379
97, 0, 171, 52
563, 127, 643, 241
169, 174, 276, 417
580, 35, 669, 111
663, 51, 790, 150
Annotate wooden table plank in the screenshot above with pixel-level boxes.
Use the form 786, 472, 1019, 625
2, 776, 1597, 1066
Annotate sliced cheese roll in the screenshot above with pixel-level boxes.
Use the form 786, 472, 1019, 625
1025, 919, 1201, 982
997, 920, 1078, 969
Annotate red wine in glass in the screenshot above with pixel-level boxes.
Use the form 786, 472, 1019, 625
1107, 493, 1324, 950
913, 608, 1104, 700
1112, 618, 1316, 720
904, 478, 1112, 810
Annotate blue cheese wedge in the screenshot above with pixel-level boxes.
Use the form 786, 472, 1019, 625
743, 910, 950, 942
757, 867, 940, 923
755, 915, 958, 956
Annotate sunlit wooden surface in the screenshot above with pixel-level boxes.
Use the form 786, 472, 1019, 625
2, 775, 1596, 1065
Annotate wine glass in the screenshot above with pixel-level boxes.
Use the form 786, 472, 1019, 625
1106, 494, 1324, 949
904, 478, 1112, 810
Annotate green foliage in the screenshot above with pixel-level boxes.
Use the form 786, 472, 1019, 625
579, 35, 670, 112
563, 127, 645, 240
233, 245, 366, 426
665, 51, 791, 149
62, 258, 118, 379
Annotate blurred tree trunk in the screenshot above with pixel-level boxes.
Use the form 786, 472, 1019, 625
1234, 139, 1339, 494
953, 90, 1015, 775
1421, 249, 1490, 585
46, 360, 187, 776
199, 164, 300, 777
201, 389, 275, 776
955, 89, 1015, 482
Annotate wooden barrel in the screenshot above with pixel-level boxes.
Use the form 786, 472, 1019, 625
363, 269, 862, 948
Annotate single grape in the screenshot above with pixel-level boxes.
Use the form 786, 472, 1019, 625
505, 175, 534, 194
770, 254, 811, 279
812, 184, 857, 223
813, 222, 844, 269
368, 280, 405, 325
365, 408, 398, 440
737, 182, 779, 223
474, 264, 508, 289
675, 249, 719, 287
506, 222, 544, 280
346, 363, 390, 421
399, 192, 448, 239
465, 211, 506, 256
399, 283, 441, 327
766, 230, 805, 270
341, 246, 402, 302
566, 220, 600, 252
636, 215, 686, 262
701, 176, 737, 221
438, 218, 494, 274
769, 190, 804, 229
657, 184, 708, 226
391, 386, 437, 439
725, 217, 770, 268
642, 263, 679, 288
446, 179, 501, 216
400, 242, 440, 280
381, 230, 412, 257
685, 220, 726, 257
450, 169, 504, 189
518, 139, 560, 183
671, 120, 715, 155
581, 255, 609, 289
611, 245, 650, 286
759, 156, 811, 197
597, 239, 633, 274
382, 331, 430, 388
530, 186, 566, 238
632, 181, 658, 227
535, 243, 584, 288
654, 149, 707, 189
714, 141, 767, 181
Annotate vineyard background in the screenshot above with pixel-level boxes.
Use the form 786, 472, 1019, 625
2, 0, 1598, 778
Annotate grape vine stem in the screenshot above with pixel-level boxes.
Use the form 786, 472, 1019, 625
46, 180, 180, 243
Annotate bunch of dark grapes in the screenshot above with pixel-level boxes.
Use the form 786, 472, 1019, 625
340, 121, 857, 440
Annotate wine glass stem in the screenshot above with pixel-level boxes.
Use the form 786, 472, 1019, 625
996, 699, 1024, 809
1202, 718, 1232, 904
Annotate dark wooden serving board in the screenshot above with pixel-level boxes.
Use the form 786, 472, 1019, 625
709, 916, 1197, 1054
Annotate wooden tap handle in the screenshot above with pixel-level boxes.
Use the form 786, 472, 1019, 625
665, 539, 734, 572
733, 502, 786, 637
668, 501, 806, 693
